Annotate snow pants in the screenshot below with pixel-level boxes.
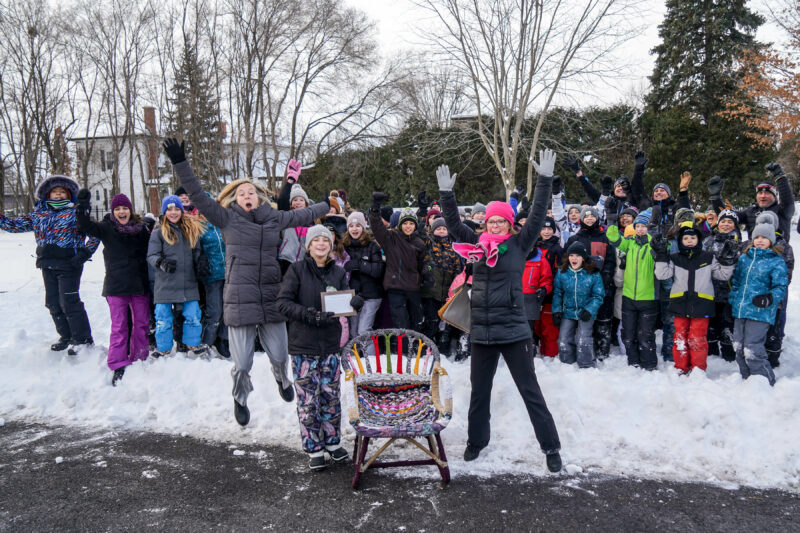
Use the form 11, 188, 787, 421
558, 319, 596, 368
201, 280, 227, 346
594, 288, 615, 359
42, 265, 92, 343
107, 294, 150, 370
468, 340, 560, 454
621, 297, 658, 370
534, 303, 559, 357
733, 318, 775, 386
228, 322, 292, 406
154, 301, 201, 352
765, 300, 787, 368
387, 289, 423, 332
348, 297, 382, 338
672, 316, 709, 372
292, 354, 342, 453
659, 299, 675, 361
707, 302, 735, 361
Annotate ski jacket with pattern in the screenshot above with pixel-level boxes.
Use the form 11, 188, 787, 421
702, 230, 742, 302
199, 222, 226, 283
729, 246, 788, 324
552, 267, 605, 321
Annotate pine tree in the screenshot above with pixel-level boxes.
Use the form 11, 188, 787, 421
643, 0, 774, 206
166, 38, 225, 191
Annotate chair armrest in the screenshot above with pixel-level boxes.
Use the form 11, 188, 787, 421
430, 363, 453, 417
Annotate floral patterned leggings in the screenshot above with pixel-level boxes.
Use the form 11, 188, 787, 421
291, 354, 342, 453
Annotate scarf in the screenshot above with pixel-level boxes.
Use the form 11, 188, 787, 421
112, 215, 143, 235
46, 199, 72, 210
452, 232, 512, 268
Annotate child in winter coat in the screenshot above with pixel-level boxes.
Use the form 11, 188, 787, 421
606, 208, 660, 369
523, 228, 554, 356
368, 193, 426, 332
532, 217, 562, 357
198, 214, 228, 357
76, 191, 151, 385
277, 160, 314, 274
342, 211, 385, 338
702, 209, 742, 361
421, 217, 463, 354
729, 221, 788, 386
0, 175, 100, 354
654, 222, 737, 374
552, 242, 605, 368
277, 225, 363, 470
147, 195, 208, 357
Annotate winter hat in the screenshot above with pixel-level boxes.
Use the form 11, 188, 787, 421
543, 216, 556, 229
389, 210, 401, 228
111, 194, 133, 211
336, 197, 345, 212
35, 175, 79, 201
677, 222, 702, 251
347, 211, 368, 229
751, 222, 776, 245
633, 208, 652, 227
290, 184, 310, 205
566, 241, 590, 263
161, 195, 184, 215
427, 207, 442, 222
381, 206, 394, 223
175, 185, 188, 196
305, 224, 334, 250
485, 201, 515, 226
620, 206, 639, 219
472, 202, 487, 215
653, 182, 672, 197
398, 208, 418, 228
756, 210, 779, 229
328, 197, 341, 214
756, 181, 777, 198
337, 189, 348, 203
514, 210, 529, 224
580, 206, 599, 222
674, 207, 695, 224
614, 175, 630, 190
718, 209, 739, 225
458, 206, 466, 217
430, 217, 447, 232
567, 204, 581, 216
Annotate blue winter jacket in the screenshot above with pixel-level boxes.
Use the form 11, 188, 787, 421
552, 267, 605, 320
199, 222, 226, 283
729, 246, 788, 323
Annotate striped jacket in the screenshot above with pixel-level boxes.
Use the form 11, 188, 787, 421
655, 249, 734, 318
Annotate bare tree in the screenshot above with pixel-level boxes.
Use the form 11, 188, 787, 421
418, 0, 640, 197
396, 59, 470, 129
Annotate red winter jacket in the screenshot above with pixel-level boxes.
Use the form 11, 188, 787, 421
522, 249, 553, 295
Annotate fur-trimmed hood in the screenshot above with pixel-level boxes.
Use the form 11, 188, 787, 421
35, 175, 79, 201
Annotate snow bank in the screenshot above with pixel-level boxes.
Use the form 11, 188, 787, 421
1, 232, 799, 491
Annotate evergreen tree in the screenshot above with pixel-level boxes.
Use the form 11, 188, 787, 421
643, 0, 774, 206
166, 37, 225, 191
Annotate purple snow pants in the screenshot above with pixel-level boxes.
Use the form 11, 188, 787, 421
107, 294, 150, 370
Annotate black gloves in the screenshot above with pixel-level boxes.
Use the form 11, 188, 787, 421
70, 248, 91, 269
605, 197, 619, 225
520, 195, 532, 214
371, 192, 388, 210
708, 175, 724, 201
617, 175, 631, 195
195, 253, 210, 278
651, 235, 669, 261
162, 138, 186, 165
716, 240, 740, 266
601, 176, 614, 196
76, 188, 91, 217
765, 162, 785, 179
510, 184, 526, 201
752, 294, 773, 308
417, 190, 431, 211
634, 150, 647, 172
535, 286, 548, 303
562, 154, 581, 174
350, 295, 364, 312
551, 175, 563, 196
156, 258, 177, 273
344, 258, 360, 272
551, 312, 562, 327
302, 307, 337, 327
579, 309, 592, 322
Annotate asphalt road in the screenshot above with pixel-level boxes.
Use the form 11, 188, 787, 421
0, 420, 797, 532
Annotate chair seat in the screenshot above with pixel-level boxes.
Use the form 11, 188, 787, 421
352, 418, 451, 438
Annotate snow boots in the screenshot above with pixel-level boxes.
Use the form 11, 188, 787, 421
546, 451, 562, 473
112, 367, 125, 387
67, 339, 94, 356
278, 380, 295, 402
50, 339, 70, 352
234, 400, 250, 427
309, 451, 326, 471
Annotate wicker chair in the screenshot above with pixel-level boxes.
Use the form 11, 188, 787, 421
340, 329, 452, 489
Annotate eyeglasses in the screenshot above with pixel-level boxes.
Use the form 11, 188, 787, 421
486, 219, 509, 226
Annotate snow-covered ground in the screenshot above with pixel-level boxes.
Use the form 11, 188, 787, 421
1, 232, 799, 491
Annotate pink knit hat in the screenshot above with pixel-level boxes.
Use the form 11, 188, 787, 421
485, 201, 515, 226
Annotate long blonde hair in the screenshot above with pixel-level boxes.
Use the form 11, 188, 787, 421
159, 213, 205, 248
217, 178, 270, 209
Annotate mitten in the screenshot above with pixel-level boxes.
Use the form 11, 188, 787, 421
350, 295, 364, 312
708, 176, 724, 200
562, 154, 581, 174
535, 286, 548, 303
551, 312, 562, 327
579, 309, 592, 322
162, 138, 186, 165
716, 240, 739, 266
752, 294, 773, 308
601, 176, 614, 196
285, 159, 302, 183
195, 253, 211, 278
551, 176, 563, 196
157, 258, 177, 273
70, 248, 91, 269
371, 192, 388, 210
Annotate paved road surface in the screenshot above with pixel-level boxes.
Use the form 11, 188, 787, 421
0, 420, 797, 532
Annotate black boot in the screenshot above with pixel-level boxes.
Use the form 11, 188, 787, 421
68, 338, 94, 356
214, 338, 231, 358
546, 451, 562, 473
463, 444, 482, 461
112, 367, 125, 387
50, 338, 70, 352
437, 329, 451, 358
234, 400, 250, 426
278, 380, 295, 402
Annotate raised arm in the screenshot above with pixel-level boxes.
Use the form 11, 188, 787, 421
273, 201, 329, 230
436, 164, 478, 244
631, 150, 647, 209
767, 162, 795, 217
75, 189, 103, 239
167, 143, 230, 229
0, 212, 34, 233
518, 149, 557, 252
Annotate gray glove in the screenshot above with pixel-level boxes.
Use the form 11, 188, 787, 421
436, 165, 457, 192
532, 148, 557, 178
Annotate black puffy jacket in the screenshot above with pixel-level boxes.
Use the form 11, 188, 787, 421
565, 224, 616, 286
277, 256, 348, 356
344, 239, 385, 299
439, 174, 553, 345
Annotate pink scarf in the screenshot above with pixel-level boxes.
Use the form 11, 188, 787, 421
453, 232, 512, 267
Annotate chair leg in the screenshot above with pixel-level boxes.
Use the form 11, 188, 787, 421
352, 435, 360, 463
352, 436, 370, 490
435, 433, 450, 484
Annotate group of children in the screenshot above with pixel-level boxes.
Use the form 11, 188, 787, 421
1, 142, 793, 470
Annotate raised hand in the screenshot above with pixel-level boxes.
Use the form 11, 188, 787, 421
436, 165, 457, 191
765, 162, 785, 178
286, 159, 302, 183
162, 138, 186, 165
371, 192, 388, 208
562, 154, 581, 174
717, 239, 740, 266
707, 175, 724, 200
417, 190, 431, 210
601, 176, 614, 196
532, 148, 557, 178
680, 171, 692, 191
551, 175, 563, 196
634, 150, 647, 170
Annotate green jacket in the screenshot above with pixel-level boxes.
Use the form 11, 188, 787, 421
606, 225, 657, 301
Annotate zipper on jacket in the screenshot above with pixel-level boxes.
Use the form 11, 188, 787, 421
738, 250, 757, 317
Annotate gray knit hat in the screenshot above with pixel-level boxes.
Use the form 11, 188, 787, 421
347, 211, 368, 229
751, 222, 776, 245
430, 217, 447, 231
756, 211, 779, 229
398, 207, 418, 228
305, 224, 333, 250
472, 202, 486, 215
290, 184, 310, 205
580, 206, 599, 221
653, 182, 672, 198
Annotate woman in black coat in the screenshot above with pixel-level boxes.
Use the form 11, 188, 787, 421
436, 150, 562, 472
